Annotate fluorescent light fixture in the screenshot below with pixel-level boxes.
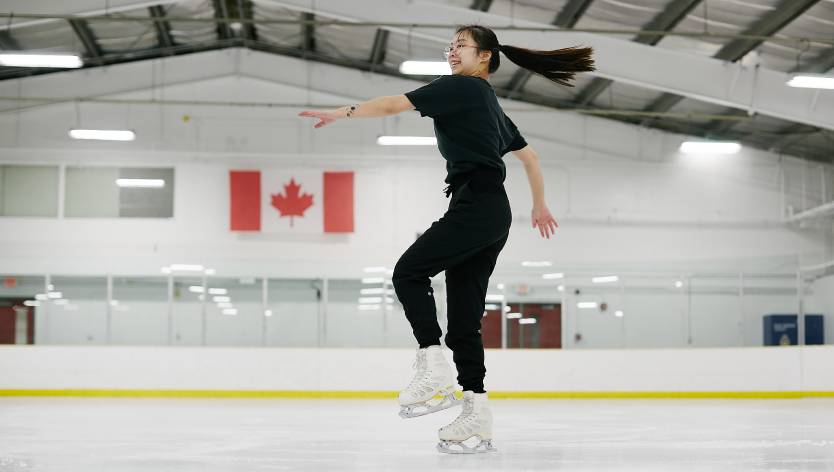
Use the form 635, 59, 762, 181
358, 304, 381, 311
675, 280, 683, 288
484, 304, 500, 310
577, 302, 598, 309
0, 53, 83, 68
359, 297, 382, 304
376, 136, 437, 146
213, 296, 231, 303
399, 60, 451, 75
522, 261, 552, 267
69, 129, 135, 141
362, 277, 384, 284
221, 308, 237, 316
161, 267, 172, 274
496, 283, 505, 290
786, 74, 834, 90
363, 266, 387, 273
485, 294, 504, 302
115, 178, 163, 188
169, 264, 204, 272
518, 318, 537, 325
109, 300, 119, 306
592, 275, 619, 284
542, 272, 564, 279
189, 286, 204, 293
204, 268, 216, 275
53, 299, 68, 305
503, 306, 511, 312
35, 293, 48, 301
217, 302, 233, 309
208, 288, 227, 295
360, 288, 386, 295
557, 285, 565, 292
680, 141, 741, 155
264, 310, 273, 317
23, 300, 40, 307
48, 291, 62, 299
506, 312, 522, 319
615, 310, 624, 317
385, 297, 395, 304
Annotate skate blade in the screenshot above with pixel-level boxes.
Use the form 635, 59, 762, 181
437, 438, 497, 454
399, 393, 461, 419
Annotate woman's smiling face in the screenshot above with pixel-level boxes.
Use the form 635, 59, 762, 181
446, 30, 490, 77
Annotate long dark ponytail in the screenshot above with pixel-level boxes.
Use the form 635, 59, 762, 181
456, 24, 595, 87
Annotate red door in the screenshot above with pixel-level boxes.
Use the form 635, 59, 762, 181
0, 303, 34, 344
481, 303, 561, 349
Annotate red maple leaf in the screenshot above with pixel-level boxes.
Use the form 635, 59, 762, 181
271, 177, 314, 227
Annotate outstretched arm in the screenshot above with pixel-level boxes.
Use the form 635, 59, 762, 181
512, 145, 559, 239
298, 95, 415, 128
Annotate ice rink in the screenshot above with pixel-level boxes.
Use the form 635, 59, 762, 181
2, 397, 833, 471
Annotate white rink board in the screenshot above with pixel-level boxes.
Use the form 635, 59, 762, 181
0, 345, 832, 393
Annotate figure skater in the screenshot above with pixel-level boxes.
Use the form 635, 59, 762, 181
299, 24, 594, 454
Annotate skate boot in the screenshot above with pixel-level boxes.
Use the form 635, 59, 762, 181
398, 345, 460, 418
436, 390, 496, 454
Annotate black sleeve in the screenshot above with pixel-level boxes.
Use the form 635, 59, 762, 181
502, 113, 528, 154
404, 75, 469, 118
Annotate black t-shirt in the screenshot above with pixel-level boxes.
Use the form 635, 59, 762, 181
404, 74, 528, 184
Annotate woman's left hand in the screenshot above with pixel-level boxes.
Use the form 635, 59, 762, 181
532, 203, 558, 239
298, 109, 343, 128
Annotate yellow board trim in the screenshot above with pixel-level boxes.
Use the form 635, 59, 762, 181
0, 389, 833, 399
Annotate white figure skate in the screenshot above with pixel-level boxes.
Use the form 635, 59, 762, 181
398, 345, 461, 418
436, 390, 497, 454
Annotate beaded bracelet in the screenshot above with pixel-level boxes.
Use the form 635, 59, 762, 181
346, 104, 358, 118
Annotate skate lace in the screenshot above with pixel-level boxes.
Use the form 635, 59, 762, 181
447, 397, 476, 429
405, 351, 429, 391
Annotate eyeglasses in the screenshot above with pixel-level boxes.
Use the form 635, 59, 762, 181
443, 44, 478, 58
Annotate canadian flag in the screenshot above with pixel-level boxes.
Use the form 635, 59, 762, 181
229, 169, 354, 233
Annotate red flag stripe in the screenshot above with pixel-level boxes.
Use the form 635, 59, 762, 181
230, 170, 261, 231
323, 172, 354, 233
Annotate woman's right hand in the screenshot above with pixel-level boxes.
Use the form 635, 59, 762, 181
298, 108, 343, 129
532, 203, 558, 239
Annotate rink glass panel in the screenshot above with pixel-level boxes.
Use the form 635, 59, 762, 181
64, 166, 174, 218
324, 279, 414, 348
0, 165, 59, 217
110, 276, 169, 345
3, 272, 826, 348
38, 276, 108, 345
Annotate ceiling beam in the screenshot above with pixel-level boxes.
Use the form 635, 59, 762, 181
68, 19, 103, 59
1, 41, 829, 163
639, 0, 823, 126
706, 44, 834, 143
2, 0, 179, 30
368, 28, 389, 65
212, 0, 234, 40
505, 0, 594, 97
148, 5, 175, 48
301, 12, 315, 51
236, 0, 258, 41
264, 0, 834, 131
576, 0, 702, 106
469, 0, 493, 12
0, 31, 22, 50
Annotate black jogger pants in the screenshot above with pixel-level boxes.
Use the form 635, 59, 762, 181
392, 168, 512, 393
